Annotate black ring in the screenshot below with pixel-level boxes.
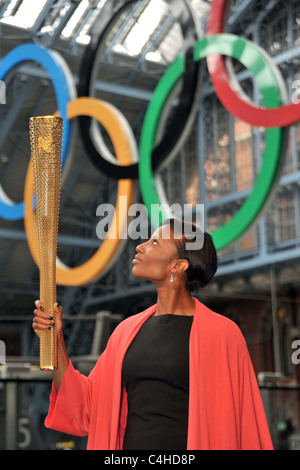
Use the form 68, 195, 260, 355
78, 0, 202, 179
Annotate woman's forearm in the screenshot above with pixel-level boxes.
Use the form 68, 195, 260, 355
52, 331, 70, 392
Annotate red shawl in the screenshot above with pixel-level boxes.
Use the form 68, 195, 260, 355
45, 298, 273, 450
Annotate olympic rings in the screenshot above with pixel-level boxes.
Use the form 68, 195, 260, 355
77, 0, 202, 179
0, 43, 76, 220
138, 34, 289, 251
0, 0, 298, 287
206, 0, 300, 128
24, 97, 136, 286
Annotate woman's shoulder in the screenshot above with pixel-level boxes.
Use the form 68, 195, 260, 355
194, 299, 247, 348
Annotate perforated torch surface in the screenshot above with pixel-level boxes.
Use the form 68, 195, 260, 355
29, 116, 63, 370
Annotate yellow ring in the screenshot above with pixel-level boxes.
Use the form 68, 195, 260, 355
24, 97, 135, 286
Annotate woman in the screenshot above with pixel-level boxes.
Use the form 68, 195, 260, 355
33, 218, 273, 450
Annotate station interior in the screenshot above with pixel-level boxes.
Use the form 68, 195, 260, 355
0, 0, 300, 450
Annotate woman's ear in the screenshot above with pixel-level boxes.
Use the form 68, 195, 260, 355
172, 258, 189, 274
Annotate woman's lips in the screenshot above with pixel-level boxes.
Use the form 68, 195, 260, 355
132, 256, 142, 264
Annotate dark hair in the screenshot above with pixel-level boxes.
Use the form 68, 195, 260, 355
161, 217, 218, 292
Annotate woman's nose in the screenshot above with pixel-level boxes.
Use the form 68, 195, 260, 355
136, 241, 146, 253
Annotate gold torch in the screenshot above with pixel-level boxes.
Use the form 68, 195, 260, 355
29, 116, 63, 371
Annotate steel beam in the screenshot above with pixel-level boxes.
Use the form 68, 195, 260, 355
7, 63, 153, 101
216, 245, 300, 276
5, 381, 18, 450
227, 0, 258, 31
0, 228, 103, 248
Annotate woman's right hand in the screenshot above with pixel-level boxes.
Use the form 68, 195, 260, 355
32, 300, 63, 338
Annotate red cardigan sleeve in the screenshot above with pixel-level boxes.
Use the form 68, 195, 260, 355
239, 350, 274, 450
45, 360, 94, 436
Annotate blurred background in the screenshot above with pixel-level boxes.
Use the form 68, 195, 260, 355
0, 0, 300, 450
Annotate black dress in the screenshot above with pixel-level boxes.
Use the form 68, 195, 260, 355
122, 313, 193, 450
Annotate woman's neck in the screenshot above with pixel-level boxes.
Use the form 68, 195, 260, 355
154, 284, 195, 316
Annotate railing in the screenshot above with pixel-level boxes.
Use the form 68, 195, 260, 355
1, 362, 300, 450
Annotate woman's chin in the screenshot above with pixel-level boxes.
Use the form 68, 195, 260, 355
132, 266, 142, 278
131, 265, 148, 280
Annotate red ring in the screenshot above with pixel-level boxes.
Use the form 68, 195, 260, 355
206, 0, 300, 128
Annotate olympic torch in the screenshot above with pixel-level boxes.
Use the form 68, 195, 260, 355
29, 116, 63, 371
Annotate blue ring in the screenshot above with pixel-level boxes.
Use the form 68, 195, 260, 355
0, 43, 74, 220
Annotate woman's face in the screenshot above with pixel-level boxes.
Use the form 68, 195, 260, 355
132, 225, 179, 284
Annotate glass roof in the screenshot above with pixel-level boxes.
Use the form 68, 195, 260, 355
0, 0, 49, 29
0, 0, 210, 63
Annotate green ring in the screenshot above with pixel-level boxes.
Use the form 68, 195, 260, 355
138, 34, 288, 250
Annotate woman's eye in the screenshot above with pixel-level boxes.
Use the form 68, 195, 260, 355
153, 240, 158, 245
